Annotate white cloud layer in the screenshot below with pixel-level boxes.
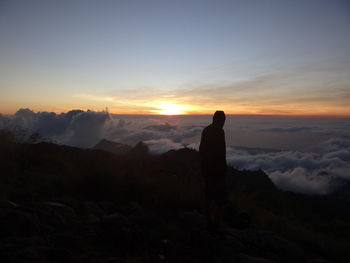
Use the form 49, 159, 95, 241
226, 141, 350, 195
1, 109, 349, 195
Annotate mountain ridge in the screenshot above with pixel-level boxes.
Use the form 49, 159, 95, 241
1, 131, 350, 262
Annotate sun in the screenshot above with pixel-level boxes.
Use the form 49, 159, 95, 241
151, 102, 187, 115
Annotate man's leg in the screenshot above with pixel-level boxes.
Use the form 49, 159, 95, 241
206, 200, 223, 232
211, 201, 224, 231
205, 199, 212, 230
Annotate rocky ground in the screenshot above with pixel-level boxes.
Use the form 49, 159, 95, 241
0, 134, 345, 263
0, 198, 330, 263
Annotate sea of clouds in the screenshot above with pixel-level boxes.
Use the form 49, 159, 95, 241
1, 108, 349, 195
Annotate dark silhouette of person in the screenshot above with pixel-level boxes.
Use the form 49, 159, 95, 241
199, 110, 228, 232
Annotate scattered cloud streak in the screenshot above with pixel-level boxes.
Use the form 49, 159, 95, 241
75, 62, 350, 116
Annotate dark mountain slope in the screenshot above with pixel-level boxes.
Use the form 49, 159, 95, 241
0, 132, 350, 262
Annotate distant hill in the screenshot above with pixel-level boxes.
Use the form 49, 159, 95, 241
332, 179, 350, 201
127, 141, 149, 158
93, 139, 150, 159
93, 139, 132, 155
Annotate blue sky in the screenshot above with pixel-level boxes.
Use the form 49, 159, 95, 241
1, 0, 350, 115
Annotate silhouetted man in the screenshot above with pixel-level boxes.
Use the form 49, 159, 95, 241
199, 110, 227, 233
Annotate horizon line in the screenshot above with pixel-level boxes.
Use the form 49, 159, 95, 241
1, 110, 350, 118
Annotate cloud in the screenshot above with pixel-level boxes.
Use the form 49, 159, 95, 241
320, 138, 350, 152
115, 122, 202, 145
258, 126, 318, 133
143, 122, 178, 132
227, 138, 350, 195
1, 108, 112, 148
144, 138, 183, 154
0, 114, 11, 127
78, 71, 350, 115
0, 108, 203, 149
269, 168, 335, 195
2, 108, 350, 195
68, 110, 111, 147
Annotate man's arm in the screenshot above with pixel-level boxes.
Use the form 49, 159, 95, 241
199, 127, 208, 156
222, 129, 227, 171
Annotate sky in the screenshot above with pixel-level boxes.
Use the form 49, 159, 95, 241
1, 0, 350, 116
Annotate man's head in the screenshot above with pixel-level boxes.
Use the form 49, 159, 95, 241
212, 110, 225, 128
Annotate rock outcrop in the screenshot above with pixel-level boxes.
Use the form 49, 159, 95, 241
0, 198, 327, 263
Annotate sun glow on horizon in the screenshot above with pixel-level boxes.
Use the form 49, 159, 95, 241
150, 102, 188, 115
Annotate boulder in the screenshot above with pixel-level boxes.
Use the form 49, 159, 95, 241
226, 229, 304, 263
0, 207, 40, 237
177, 211, 206, 231
51, 233, 84, 251
101, 212, 131, 229
38, 209, 67, 232
84, 201, 106, 218
129, 213, 164, 229
42, 247, 72, 262
225, 209, 251, 229
40, 201, 77, 221
99, 213, 134, 247
224, 235, 247, 253
239, 253, 276, 263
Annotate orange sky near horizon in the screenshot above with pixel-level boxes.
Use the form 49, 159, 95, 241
1, 95, 350, 117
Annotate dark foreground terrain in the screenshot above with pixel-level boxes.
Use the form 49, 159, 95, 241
1, 131, 350, 263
